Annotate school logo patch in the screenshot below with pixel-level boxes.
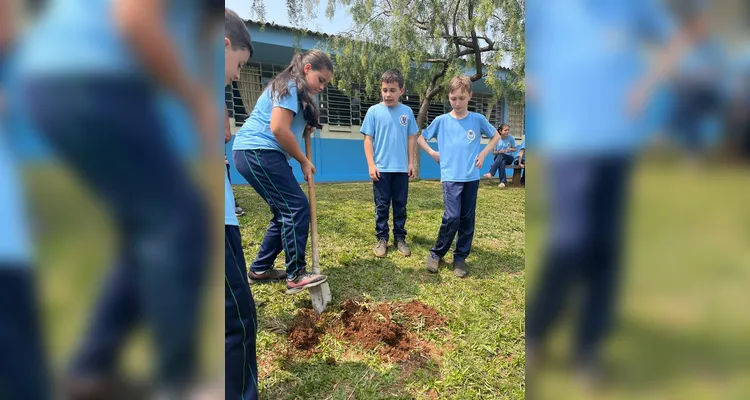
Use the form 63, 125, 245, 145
466, 129, 476, 141
399, 114, 408, 126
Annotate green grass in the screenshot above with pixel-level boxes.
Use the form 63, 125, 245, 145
235, 179, 525, 399
26, 167, 524, 398
27, 167, 225, 382
525, 158, 750, 399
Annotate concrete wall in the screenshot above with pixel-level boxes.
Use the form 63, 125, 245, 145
226, 120, 522, 184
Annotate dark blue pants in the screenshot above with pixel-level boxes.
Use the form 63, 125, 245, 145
513, 158, 526, 184
489, 154, 514, 183
234, 149, 310, 280
431, 180, 480, 261
373, 172, 409, 241
0, 267, 50, 400
22, 77, 208, 388
526, 156, 630, 362
225, 225, 258, 400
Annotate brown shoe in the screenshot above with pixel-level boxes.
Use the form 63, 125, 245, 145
453, 259, 468, 278
374, 238, 388, 258
395, 238, 411, 257
249, 268, 287, 284
426, 252, 440, 273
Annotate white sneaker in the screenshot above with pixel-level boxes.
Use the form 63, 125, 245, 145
498, 182, 506, 189
482, 173, 492, 179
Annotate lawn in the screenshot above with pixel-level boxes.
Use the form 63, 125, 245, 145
26, 167, 524, 399
525, 158, 750, 399
235, 179, 525, 399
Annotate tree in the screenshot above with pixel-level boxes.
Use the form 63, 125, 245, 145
250, 0, 525, 178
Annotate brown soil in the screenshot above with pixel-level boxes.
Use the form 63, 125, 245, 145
398, 300, 447, 328
286, 300, 446, 362
287, 308, 324, 352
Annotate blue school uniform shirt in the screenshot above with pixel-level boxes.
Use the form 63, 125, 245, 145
225, 173, 239, 226
1, 52, 33, 265
15, 0, 202, 77
233, 81, 307, 160
527, 0, 675, 156
515, 140, 526, 161
0, 139, 33, 264
14, 0, 206, 157
495, 135, 517, 153
0, 61, 33, 264
360, 103, 419, 173
422, 112, 497, 182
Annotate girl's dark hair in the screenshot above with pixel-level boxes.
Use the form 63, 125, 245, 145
498, 123, 510, 131
266, 49, 333, 129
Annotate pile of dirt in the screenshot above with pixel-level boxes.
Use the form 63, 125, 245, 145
286, 299, 446, 362
287, 309, 324, 352
397, 300, 447, 328
340, 300, 414, 360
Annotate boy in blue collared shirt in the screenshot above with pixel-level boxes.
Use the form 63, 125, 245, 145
417, 75, 501, 277
362, 69, 419, 258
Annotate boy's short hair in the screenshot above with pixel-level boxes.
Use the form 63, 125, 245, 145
448, 75, 472, 94
225, 8, 254, 56
381, 69, 405, 89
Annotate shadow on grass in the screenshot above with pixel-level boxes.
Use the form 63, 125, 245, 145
322, 258, 435, 305
261, 358, 430, 400
409, 234, 525, 275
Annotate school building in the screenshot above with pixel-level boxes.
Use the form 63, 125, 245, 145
226, 20, 525, 184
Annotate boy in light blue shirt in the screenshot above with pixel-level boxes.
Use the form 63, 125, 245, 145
483, 123, 517, 188
361, 69, 419, 258
417, 75, 500, 277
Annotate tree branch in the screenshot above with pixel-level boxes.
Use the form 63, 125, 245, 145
468, 1, 483, 81
456, 44, 494, 57
452, 0, 461, 54
341, 9, 390, 36
481, 35, 495, 48
413, 19, 428, 30
454, 37, 474, 48
426, 84, 444, 100
431, 60, 450, 88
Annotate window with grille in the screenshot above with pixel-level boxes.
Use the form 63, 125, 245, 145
468, 92, 503, 128
358, 91, 381, 125
507, 101, 525, 137
467, 96, 479, 113
321, 84, 352, 126
482, 98, 503, 128
226, 61, 280, 125
401, 93, 421, 116
227, 61, 506, 130
426, 100, 447, 126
